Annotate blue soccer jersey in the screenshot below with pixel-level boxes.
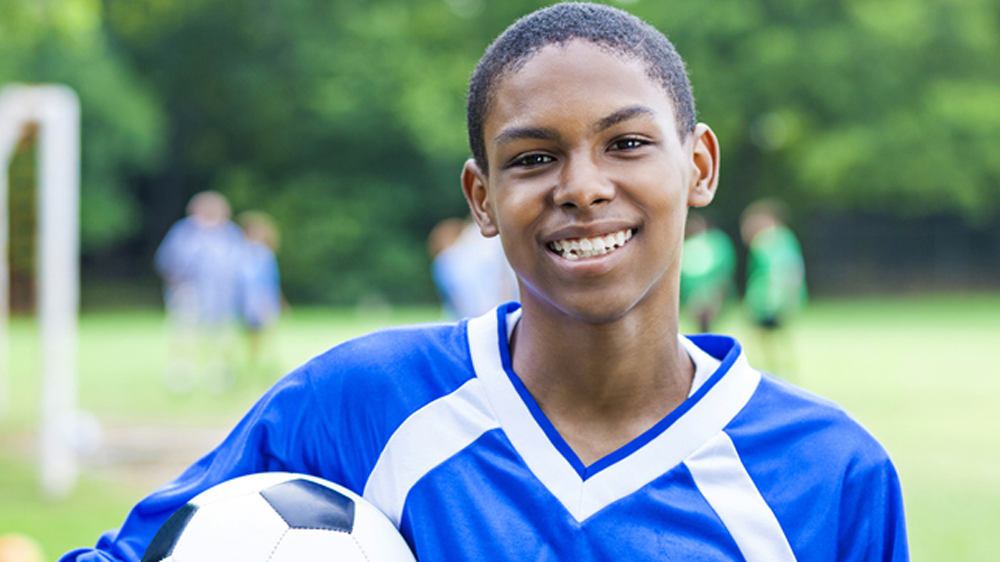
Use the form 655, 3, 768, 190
60, 303, 907, 562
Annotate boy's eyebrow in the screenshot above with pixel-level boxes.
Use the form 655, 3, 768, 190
593, 105, 657, 133
491, 106, 656, 147
493, 126, 560, 147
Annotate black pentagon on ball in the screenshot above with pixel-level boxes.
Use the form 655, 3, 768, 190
260, 478, 355, 532
141, 503, 198, 562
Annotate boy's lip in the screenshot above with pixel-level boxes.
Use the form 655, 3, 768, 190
544, 221, 637, 243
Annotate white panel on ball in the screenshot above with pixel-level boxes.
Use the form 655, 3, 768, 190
169, 494, 289, 562
272, 530, 369, 562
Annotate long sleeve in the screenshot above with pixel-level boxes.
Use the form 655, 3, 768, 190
58, 368, 331, 562
837, 450, 909, 561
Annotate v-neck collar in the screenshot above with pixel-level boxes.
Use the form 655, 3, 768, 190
467, 303, 761, 522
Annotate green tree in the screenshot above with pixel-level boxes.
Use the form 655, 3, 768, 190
631, 0, 1000, 225
101, 0, 512, 304
12, 0, 993, 306
1, 0, 163, 254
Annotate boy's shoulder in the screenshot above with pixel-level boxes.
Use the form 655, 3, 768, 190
735, 369, 894, 471
327, 319, 470, 365
685, 334, 892, 470
293, 320, 476, 402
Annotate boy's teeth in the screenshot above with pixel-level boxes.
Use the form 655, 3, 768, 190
548, 229, 633, 260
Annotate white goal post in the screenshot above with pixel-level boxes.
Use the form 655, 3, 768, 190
0, 84, 81, 499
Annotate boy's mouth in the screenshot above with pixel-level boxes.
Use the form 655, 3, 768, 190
547, 228, 633, 261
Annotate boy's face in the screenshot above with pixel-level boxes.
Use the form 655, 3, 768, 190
463, 40, 719, 323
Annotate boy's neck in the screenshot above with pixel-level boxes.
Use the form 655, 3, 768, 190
509, 301, 694, 466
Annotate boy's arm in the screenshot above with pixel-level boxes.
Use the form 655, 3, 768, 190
58, 530, 146, 562
58, 368, 329, 562
838, 452, 909, 561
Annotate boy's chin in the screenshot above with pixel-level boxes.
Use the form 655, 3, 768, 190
531, 288, 660, 326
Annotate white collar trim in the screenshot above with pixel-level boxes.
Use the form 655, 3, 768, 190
469, 306, 760, 522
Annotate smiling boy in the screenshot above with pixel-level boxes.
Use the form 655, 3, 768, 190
62, 3, 907, 561
461, 17, 720, 468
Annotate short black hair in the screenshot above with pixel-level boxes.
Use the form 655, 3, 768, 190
466, 2, 696, 173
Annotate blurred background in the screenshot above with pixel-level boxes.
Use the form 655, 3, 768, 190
0, 0, 998, 559
1, 0, 995, 308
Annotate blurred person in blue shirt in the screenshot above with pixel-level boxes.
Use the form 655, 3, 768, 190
154, 191, 245, 393
428, 217, 517, 319
236, 210, 283, 382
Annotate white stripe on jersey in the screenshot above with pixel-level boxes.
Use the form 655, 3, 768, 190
467, 308, 585, 513
686, 431, 797, 562
363, 377, 500, 526
468, 308, 764, 522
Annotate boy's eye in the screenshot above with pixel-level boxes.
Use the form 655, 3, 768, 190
511, 153, 554, 168
609, 138, 646, 151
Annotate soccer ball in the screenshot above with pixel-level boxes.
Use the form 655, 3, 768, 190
141, 472, 416, 562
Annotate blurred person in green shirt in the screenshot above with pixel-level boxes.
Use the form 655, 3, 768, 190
680, 212, 736, 333
741, 199, 807, 376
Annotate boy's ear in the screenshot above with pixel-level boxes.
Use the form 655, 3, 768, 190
461, 159, 500, 237
687, 123, 720, 208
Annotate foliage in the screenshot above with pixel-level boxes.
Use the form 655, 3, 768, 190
101, 0, 480, 303
0, 0, 164, 252
630, 0, 1000, 225
3, 0, 998, 303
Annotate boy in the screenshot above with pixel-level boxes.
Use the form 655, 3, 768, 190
62, 3, 907, 561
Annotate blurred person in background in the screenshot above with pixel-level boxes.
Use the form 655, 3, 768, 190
236, 210, 283, 383
0, 534, 44, 562
679, 211, 736, 333
741, 198, 807, 376
154, 191, 245, 393
427, 217, 518, 319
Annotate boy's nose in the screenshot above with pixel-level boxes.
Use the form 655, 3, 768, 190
552, 156, 615, 209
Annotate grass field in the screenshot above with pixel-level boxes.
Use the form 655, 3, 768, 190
1, 294, 998, 560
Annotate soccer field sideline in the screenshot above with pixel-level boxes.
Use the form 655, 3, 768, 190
1, 294, 998, 560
